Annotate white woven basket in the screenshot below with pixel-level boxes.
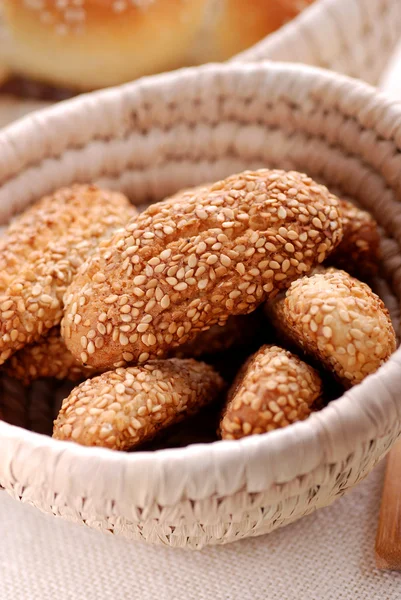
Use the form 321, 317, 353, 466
1, 62, 401, 549
234, 0, 401, 86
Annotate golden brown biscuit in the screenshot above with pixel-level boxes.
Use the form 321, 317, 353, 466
53, 358, 225, 450
62, 169, 343, 369
267, 269, 396, 388
4, 327, 99, 385
0, 184, 116, 291
0, 185, 136, 365
327, 199, 380, 280
220, 344, 322, 439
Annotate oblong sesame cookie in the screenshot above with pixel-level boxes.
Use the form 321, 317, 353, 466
267, 268, 396, 388
5, 327, 99, 386
0, 186, 93, 292
53, 359, 225, 450
62, 169, 343, 369
0, 185, 137, 365
220, 345, 322, 440
326, 199, 380, 280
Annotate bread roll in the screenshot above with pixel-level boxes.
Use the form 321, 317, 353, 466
190, 0, 316, 64
0, 0, 207, 90
61, 169, 342, 369
220, 344, 322, 440
53, 359, 225, 450
0, 0, 314, 91
4, 327, 100, 385
266, 269, 396, 388
0, 184, 136, 365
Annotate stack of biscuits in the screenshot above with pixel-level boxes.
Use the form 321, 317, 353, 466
0, 169, 395, 451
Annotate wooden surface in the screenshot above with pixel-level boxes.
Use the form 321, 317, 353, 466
376, 439, 401, 569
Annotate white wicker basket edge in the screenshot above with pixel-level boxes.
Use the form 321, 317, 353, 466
1, 350, 401, 510
0, 62, 401, 546
0, 61, 400, 220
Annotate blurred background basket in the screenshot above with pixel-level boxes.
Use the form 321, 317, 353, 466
235, 0, 401, 86
0, 0, 400, 108
1, 62, 401, 548
0, 0, 399, 137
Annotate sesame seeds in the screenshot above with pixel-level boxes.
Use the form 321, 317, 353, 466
5, 326, 100, 385
62, 170, 343, 369
21, 0, 156, 36
53, 358, 225, 450
0, 184, 136, 365
267, 268, 396, 388
220, 345, 322, 440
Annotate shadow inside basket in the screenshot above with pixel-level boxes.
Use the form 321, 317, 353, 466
0, 375, 223, 448
0, 304, 347, 451
0, 311, 271, 448
0, 187, 398, 453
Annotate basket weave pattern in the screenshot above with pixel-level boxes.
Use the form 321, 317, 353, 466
0, 63, 401, 548
235, 0, 401, 86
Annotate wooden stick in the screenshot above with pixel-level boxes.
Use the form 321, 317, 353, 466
375, 439, 401, 569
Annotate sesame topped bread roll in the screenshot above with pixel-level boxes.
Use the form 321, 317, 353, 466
267, 269, 396, 388
220, 345, 322, 440
0, 185, 136, 365
53, 358, 225, 451
1, 0, 207, 90
4, 327, 99, 386
190, 0, 316, 64
62, 169, 343, 369
0, 0, 314, 91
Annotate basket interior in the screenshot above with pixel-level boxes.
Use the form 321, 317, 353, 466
0, 63, 400, 449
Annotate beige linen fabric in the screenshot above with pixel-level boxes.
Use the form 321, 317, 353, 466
0, 462, 400, 600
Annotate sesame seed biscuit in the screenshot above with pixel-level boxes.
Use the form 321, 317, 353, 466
0, 185, 136, 365
220, 345, 322, 440
327, 199, 380, 280
53, 359, 225, 450
267, 269, 396, 388
0, 184, 127, 291
4, 327, 99, 386
62, 169, 343, 369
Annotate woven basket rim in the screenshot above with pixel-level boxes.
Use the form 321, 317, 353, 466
1, 61, 401, 503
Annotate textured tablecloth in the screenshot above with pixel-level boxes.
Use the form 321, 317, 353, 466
2, 42, 401, 600
1, 462, 401, 600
